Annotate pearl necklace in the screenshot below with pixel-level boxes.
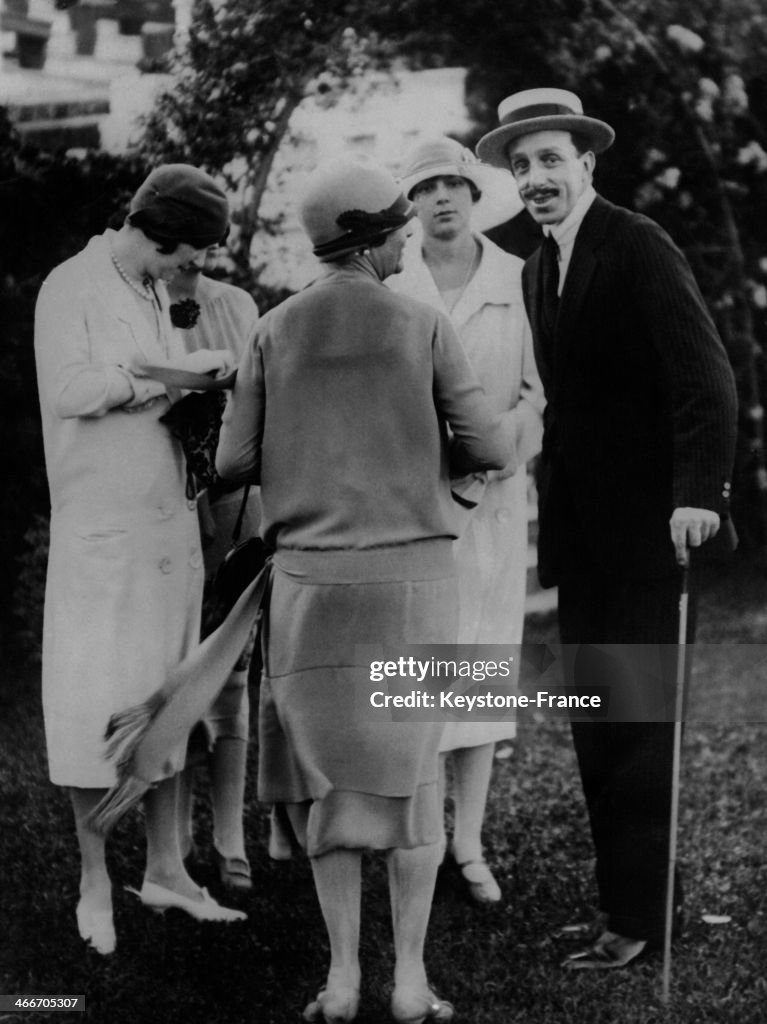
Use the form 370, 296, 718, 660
110, 250, 155, 302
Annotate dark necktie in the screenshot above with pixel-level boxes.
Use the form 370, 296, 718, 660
540, 233, 560, 339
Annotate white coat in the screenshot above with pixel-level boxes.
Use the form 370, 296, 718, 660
34, 231, 204, 787
390, 233, 544, 748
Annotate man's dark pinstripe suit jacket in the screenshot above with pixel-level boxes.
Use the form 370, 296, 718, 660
521, 194, 738, 588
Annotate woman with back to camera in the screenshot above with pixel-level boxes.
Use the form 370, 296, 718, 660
216, 155, 517, 1024
34, 164, 246, 956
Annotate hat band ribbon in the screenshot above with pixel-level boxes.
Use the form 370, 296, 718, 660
500, 102, 577, 126
313, 194, 414, 258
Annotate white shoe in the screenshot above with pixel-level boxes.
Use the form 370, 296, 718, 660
457, 859, 502, 904
76, 900, 116, 955
132, 881, 247, 922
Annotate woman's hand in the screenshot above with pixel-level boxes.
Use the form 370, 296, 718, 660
123, 376, 167, 409
130, 350, 234, 379
176, 349, 235, 379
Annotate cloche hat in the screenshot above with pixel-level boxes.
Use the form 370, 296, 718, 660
128, 164, 230, 248
299, 154, 415, 262
399, 135, 522, 230
400, 136, 487, 198
476, 88, 615, 168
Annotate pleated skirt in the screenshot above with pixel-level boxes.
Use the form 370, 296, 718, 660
258, 540, 455, 857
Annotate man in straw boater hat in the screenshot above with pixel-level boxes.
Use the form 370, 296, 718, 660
477, 89, 738, 968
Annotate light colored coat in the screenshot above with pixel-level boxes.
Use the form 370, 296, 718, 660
34, 231, 203, 787
391, 234, 544, 748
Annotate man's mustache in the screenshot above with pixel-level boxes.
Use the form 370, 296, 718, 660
522, 187, 558, 200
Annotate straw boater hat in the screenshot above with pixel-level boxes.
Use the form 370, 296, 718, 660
399, 135, 522, 231
299, 154, 415, 262
476, 88, 615, 168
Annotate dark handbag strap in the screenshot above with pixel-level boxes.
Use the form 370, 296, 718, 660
231, 485, 251, 545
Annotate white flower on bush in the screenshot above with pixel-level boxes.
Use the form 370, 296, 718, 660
667, 24, 705, 52
695, 97, 714, 122
634, 182, 664, 209
642, 147, 667, 172
698, 78, 720, 99
723, 74, 749, 115
594, 45, 612, 62
737, 141, 767, 172
752, 284, 767, 309
166, 123, 184, 145
655, 167, 681, 190
759, 257, 767, 275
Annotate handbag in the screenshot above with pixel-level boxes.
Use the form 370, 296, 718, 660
160, 389, 228, 498
204, 486, 269, 634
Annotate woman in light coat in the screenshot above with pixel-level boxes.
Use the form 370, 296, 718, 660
34, 165, 245, 955
390, 137, 544, 903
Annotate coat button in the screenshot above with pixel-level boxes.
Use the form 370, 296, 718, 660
158, 556, 173, 574
187, 498, 198, 511
189, 551, 202, 569
495, 508, 511, 522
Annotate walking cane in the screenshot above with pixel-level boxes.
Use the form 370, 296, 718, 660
661, 549, 690, 1006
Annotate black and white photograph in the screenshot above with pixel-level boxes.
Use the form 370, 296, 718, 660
1, 2, 765, 1022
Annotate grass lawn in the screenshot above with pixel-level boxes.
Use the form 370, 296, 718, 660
0, 558, 765, 1024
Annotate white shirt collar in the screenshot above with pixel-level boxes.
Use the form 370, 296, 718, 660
545, 185, 597, 248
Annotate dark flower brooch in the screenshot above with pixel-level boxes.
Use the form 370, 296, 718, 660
170, 299, 201, 329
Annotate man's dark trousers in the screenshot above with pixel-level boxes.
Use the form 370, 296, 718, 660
558, 570, 696, 945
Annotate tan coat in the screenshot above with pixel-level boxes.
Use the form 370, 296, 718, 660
35, 231, 203, 787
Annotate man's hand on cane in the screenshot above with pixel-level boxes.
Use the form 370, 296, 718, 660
670, 507, 720, 566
